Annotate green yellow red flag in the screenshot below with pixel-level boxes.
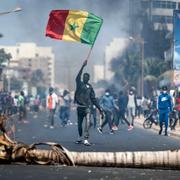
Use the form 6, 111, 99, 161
45, 10, 103, 46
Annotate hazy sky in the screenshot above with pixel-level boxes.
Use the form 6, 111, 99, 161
0, 0, 130, 85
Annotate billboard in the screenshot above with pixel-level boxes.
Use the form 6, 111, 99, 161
173, 70, 180, 86
173, 10, 180, 86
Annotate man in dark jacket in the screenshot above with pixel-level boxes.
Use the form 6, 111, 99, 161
74, 60, 103, 146
117, 91, 133, 131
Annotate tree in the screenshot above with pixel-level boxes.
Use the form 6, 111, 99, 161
0, 49, 12, 80
111, 50, 141, 91
1, 136, 180, 169
1, 118, 180, 169
0, 49, 11, 66
143, 57, 171, 94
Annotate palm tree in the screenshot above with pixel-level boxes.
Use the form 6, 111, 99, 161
0, 49, 11, 66
0, 49, 12, 80
111, 51, 141, 90
1, 119, 180, 169
4, 141, 180, 169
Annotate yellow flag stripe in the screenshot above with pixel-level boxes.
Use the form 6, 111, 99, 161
62, 10, 88, 42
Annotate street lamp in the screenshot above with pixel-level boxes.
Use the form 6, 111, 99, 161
0, 7, 22, 16
129, 36, 145, 97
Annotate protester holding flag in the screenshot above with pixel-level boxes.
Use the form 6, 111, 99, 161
74, 60, 103, 146
45, 9, 103, 143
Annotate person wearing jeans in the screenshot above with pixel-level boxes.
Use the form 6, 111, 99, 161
98, 90, 117, 134
117, 91, 133, 131
74, 60, 103, 146
46, 87, 58, 129
158, 86, 172, 136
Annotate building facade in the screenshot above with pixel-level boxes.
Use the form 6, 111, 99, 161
0, 43, 55, 87
141, 0, 180, 31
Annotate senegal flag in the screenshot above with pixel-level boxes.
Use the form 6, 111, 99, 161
45, 10, 103, 46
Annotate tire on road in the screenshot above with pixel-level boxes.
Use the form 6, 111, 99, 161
143, 119, 152, 129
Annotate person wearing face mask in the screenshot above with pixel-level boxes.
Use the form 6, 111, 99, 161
74, 60, 103, 146
127, 89, 137, 127
97, 89, 118, 134
157, 86, 172, 136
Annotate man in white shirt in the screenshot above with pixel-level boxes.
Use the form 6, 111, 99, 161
127, 89, 137, 126
46, 87, 58, 129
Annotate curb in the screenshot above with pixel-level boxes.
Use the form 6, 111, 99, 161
135, 120, 180, 138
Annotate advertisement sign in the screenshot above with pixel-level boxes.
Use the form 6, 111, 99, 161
174, 11, 180, 70
173, 70, 180, 86
173, 10, 180, 86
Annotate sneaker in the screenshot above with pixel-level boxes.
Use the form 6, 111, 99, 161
84, 139, 91, 146
75, 140, 82, 144
50, 126, 54, 129
165, 131, 168, 136
75, 137, 82, 144
112, 125, 118, 131
110, 130, 114, 134
97, 127, 103, 134
128, 125, 134, 131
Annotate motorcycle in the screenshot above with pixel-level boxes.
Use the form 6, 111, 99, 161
143, 110, 159, 129
143, 109, 178, 130
169, 109, 179, 130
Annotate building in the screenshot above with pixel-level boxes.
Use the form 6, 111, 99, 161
141, 0, 180, 31
0, 43, 55, 87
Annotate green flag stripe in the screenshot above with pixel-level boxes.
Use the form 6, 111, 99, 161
80, 13, 103, 45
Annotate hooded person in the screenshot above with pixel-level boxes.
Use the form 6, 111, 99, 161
157, 86, 172, 136
97, 89, 116, 134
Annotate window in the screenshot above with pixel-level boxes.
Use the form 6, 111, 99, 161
152, 15, 172, 23
152, 1, 176, 9
141, 0, 149, 8
178, 2, 180, 9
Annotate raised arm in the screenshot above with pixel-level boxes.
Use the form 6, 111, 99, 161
76, 60, 87, 82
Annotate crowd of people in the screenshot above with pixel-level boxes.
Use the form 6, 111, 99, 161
1, 61, 180, 146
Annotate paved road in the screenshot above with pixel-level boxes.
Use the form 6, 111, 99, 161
1, 110, 180, 180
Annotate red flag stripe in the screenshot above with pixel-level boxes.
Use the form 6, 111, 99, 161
46, 10, 69, 40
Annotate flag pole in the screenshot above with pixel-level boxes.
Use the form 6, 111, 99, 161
86, 47, 93, 62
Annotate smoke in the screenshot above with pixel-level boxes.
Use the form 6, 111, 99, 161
0, 0, 131, 87
105, 38, 129, 65
13, 0, 129, 53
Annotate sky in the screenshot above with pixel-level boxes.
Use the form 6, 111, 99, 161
0, 0, 130, 85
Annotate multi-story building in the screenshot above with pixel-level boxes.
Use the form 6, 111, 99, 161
0, 43, 55, 87
141, 0, 180, 31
